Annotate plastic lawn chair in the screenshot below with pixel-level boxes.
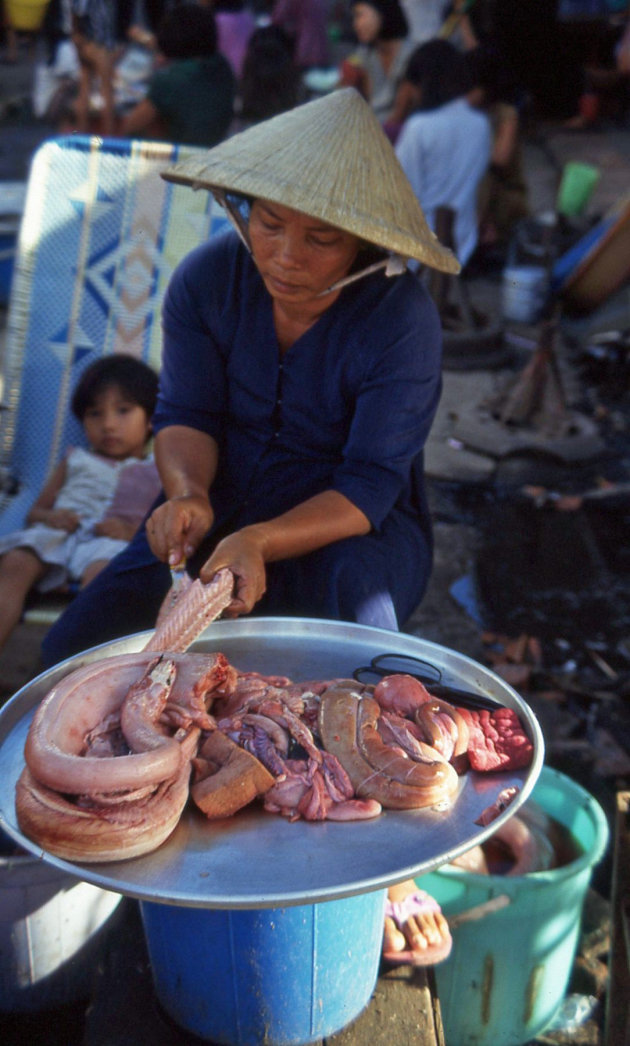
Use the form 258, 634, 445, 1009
0, 134, 229, 623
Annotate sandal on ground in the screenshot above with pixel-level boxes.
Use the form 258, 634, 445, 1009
382, 890, 453, 967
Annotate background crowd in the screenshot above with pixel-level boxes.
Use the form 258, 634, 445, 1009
2, 0, 629, 268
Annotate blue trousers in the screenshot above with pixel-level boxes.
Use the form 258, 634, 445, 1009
41, 519, 432, 667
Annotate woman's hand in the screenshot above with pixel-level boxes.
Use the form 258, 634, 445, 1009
152, 426, 219, 564
198, 491, 370, 616
199, 528, 268, 617
146, 495, 214, 567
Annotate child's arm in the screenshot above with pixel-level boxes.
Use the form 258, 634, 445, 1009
26, 459, 81, 532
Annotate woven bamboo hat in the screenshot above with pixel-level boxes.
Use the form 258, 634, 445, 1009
162, 88, 460, 274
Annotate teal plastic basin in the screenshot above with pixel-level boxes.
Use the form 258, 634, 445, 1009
416, 766, 609, 1046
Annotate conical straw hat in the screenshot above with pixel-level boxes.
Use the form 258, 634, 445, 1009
162, 88, 460, 274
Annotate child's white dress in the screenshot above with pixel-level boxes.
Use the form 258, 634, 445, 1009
0, 447, 160, 591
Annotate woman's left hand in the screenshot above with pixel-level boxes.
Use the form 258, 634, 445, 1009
199, 528, 268, 617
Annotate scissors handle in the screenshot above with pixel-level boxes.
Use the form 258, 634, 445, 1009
352, 666, 503, 711
420, 683, 503, 712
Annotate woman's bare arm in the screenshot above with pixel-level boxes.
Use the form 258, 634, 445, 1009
241, 491, 371, 562
147, 425, 220, 565
201, 490, 371, 614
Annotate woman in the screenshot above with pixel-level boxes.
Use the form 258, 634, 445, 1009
42, 87, 459, 965
118, 3, 235, 147
340, 0, 415, 127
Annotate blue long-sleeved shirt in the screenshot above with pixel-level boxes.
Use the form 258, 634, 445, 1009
153, 229, 442, 541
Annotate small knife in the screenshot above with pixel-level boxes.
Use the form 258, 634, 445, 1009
170, 558, 188, 594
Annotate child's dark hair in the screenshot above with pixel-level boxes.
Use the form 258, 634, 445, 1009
71, 355, 159, 422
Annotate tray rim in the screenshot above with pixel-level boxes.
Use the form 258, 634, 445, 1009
0, 618, 545, 908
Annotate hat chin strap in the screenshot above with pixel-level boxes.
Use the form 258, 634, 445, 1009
214, 189, 409, 297
215, 189, 253, 252
316, 253, 409, 297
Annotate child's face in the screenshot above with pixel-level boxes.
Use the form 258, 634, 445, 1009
82, 385, 151, 461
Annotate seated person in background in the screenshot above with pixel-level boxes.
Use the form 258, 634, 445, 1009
339, 0, 415, 128
564, 8, 630, 128
617, 12, 630, 75
235, 25, 303, 128
0, 355, 160, 660
271, 0, 330, 71
464, 42, 529, 255
119, 2, 236, 146
70, 0, 118, 135
395, 38, 492, 268
213, 0, 257, 79
398, 0, 444, 46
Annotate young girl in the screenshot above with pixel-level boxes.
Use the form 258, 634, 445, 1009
0, 354, 161, 657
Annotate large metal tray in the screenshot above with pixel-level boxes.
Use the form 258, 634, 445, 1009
0, 619, 544, 908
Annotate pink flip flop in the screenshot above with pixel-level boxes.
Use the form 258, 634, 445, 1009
382, 890, 453, 967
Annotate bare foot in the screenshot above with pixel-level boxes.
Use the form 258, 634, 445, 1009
382, 879, 452, 966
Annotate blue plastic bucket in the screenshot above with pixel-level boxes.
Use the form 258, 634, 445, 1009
140, 889, 386, 1045
416, 766, 609, 1046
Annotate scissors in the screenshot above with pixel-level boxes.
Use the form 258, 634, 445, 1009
352, 652, 504, 711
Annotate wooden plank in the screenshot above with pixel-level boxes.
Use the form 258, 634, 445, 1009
327, 965, 445, 1046
605, 791, 630, 1046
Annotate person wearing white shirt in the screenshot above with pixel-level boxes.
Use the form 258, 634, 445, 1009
395, 38, 492, 267
399, 0, 444, 43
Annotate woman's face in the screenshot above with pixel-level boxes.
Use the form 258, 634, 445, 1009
352, 2, 382, 45
248, 200, 361, 306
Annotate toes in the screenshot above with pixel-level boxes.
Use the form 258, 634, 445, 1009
407, 912, 447, 949
383, 916, 407, 955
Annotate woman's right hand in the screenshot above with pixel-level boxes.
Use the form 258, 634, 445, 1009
146, 495, 214, 567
